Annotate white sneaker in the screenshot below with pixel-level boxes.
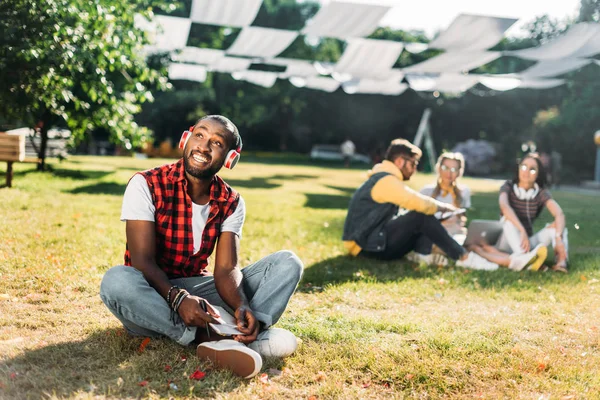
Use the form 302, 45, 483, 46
196, 339, 262, 379
456, 252, 499, 271
509, 244, 548, 271
247, 328, 298, 358
406, 252, 448, 267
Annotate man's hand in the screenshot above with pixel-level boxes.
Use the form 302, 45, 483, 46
233, 305, 260, 344
177, 295, 220, 327
520, 230, 530, 252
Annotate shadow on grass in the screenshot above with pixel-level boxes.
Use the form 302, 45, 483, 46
225, 173, 317, 190
52, 168, 114, 180
67, 182, 126, 195
326, 185, 357, 195
300, 254, 593, 292
0, 328, 248, 399
304, 193, 351, 210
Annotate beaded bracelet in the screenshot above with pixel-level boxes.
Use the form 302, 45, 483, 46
166, 285, 180, 304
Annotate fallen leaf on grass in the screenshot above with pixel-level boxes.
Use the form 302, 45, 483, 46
164, 365, 172, 372
138, 380, 148, 387
116, 377, 124, 387
258, 373, 270, 384
537, 357, 550, 372
315, 371, 327, 382
308, 396, 318, 400
581, 275, 587, 282
404, 373, 414, 380
9, 373, 17, 380
189, 370, 205, 380
0, 294, 10, 301
138, 337, 151, 353
361, 381, 371, 388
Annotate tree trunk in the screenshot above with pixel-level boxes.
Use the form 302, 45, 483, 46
37, 119, 49, 171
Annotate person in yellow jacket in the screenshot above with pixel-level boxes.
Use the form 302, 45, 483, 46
342, 139, 542, 271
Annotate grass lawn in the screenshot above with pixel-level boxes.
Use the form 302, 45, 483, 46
1, 154, 599, 399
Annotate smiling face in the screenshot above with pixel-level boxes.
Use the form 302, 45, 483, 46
439, 158, 461, 186
518, 156, 538, 188
183, 118, 234, 180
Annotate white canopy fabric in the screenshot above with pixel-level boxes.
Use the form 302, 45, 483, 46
333, 38, 404, 80
168, 63, 208, 82
518, 78, 566, 89
301, 1, 391, 39
190, 0, 262, 27
430, 73, 480, 93
343, 79, 408, 96
508, 23, 600, 60
403, 51, 501, 73
226, 26, 298, 58
135, 15, 191, 52
520, 58, 592, 78
478, 75, 566, 90
428, 14, 518, 52
209, 56, 253, 73
232, 70, 278, 88
172, 47, 225, 65
407, 73, 479, 92
304, 76, 341, 93
266, 58, 318, 78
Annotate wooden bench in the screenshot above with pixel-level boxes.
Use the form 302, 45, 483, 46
0, 133, 25, 188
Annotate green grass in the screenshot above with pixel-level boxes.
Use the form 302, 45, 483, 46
1, 155, 599, 399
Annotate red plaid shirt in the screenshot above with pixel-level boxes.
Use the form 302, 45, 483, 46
124, 159, 240, 278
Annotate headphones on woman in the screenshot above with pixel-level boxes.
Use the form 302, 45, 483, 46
178, 125, 243, 170
513, 183, 539, 200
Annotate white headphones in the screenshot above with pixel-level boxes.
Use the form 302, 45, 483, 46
513, 183, 539, 200
178, 125, 242, 170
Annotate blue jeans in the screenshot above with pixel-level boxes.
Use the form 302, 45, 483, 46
100, 250, 303, 345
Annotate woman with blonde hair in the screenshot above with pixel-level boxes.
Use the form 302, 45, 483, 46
420, 152, 469, 242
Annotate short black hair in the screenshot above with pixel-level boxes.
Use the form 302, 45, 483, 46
384, 138, 422, 162
514, 152, 547, 188
196, 115, 242, 151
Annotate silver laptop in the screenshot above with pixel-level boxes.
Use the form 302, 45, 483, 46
463, 220, 503, 247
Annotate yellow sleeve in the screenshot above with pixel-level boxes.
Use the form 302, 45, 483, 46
371, 175, 439, 215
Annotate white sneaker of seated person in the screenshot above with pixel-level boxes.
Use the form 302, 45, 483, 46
197, 339, 262, 379
456, 252, 499, 271
247, 328, 299, 358
508, 244, 548, 271
406, 251, 448, 267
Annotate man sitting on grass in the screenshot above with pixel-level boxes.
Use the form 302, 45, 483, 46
342, 138, 542, 271
100, 115, 303, 379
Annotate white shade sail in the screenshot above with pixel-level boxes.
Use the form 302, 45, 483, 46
301, 1, 391, 39
430, 73, 480, 93
226, 26, 298, 58
428, 14, 518, 51
518, 78, 566, 89
266, 58, 318, 78
232, 70, 278, 88
508, 23, 600, 60
520, 58, 592, 78
172, 47, 225, 65
304, 76, 341, 93
168, 63, 208, 82
478, 75, 522, 91
403, 51, 501, 73
343, 79, 408, 95
135, 15, 191, 52
334, 38, 404, 80
190, 0, 262, 27
209, 57, 253, 73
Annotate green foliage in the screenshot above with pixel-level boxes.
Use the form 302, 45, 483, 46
0, 0, 172, 164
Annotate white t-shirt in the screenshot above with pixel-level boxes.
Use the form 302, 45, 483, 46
340, 140, 356, 156
420, 183, 472, 208
121, 174, 245, 253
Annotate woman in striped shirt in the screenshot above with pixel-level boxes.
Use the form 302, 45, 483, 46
494, 152, 569, 272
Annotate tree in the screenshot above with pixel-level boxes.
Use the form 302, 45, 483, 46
579, 0, 600, 22
0, 0, 171, 170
